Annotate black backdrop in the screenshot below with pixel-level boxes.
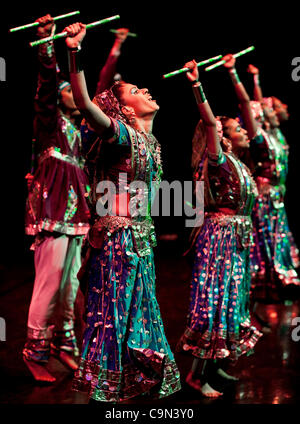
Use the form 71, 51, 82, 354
1, 1, 299, 266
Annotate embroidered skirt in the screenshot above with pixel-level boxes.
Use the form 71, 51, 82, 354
177, 214, 262, 361
250, 191, 300, 302
72, 225, 181, 402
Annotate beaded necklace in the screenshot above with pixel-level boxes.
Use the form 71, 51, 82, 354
227, 152, 258, 215
128, 126, 163, 191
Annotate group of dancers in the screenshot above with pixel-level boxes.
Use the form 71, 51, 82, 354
21, 14, 300, 402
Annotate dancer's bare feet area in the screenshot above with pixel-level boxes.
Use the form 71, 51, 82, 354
185, 371, 202, 391
216, 367, 239, 381
201, 382, 223, 398
186, 371, 224, 398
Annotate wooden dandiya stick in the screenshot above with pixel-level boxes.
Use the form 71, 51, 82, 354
205, 46, 255, 71
162, 55, 222, 79
9, 11, 80, 33
29, 14, 120, 47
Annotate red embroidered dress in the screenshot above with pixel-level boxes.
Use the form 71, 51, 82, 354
25, 42, 90, 236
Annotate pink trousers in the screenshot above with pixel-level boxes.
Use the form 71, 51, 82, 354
27, 233, 83, 340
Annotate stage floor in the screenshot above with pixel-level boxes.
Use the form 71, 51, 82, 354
1, 239, 300, 406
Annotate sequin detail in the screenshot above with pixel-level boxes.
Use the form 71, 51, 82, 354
61, 115, 81, 151
26, 218, 89, 237
90, 215, 156, 257
178, 148, 261, 360
64, 185, 78, 222
73, 354, 180, 402
250, 127, 299, 301
72, 228, 181, 401
177, 215, 262, 360
250, 192, 300, 301
38, 146, 85, 170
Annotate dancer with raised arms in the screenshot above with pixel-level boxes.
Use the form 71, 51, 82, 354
176, 59, 262, 397
63, 21, 181, 403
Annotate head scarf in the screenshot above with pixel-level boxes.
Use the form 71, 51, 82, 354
58, 80, 71, 96
263, 97, 274, 111
250, 100, 264, 120
92, 82, 128, 125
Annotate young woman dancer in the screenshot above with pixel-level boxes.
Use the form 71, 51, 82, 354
245, 64, 300, 304
176, 59, 262, 397
63, 22, 181, 403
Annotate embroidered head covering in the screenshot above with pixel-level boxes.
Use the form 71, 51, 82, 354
92, 82, 128, 125
250, 100, 264, 120
263, 97, 274, 110
58, 80, 71, 96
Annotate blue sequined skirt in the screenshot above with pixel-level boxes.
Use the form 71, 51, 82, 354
72, 228, 181, 402
250, 193, 300, 302
177, 215, 262, 360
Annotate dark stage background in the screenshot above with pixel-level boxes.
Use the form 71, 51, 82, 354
1, 0, 299, 268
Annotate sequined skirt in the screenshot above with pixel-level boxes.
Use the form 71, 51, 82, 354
72, 227, 181, 402
250, 191, 300, 302
177, 215, 262, 361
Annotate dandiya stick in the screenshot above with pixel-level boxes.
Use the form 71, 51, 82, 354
9, 11, 80, 33
29, 14, 120, 47
162, 55, 222, 79
109, 29, 137, 37
205, 46, 255, 71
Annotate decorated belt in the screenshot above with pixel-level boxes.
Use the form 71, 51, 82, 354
206, 212, 253, 250
38, 147, 85, 169
89, 215, 156, 257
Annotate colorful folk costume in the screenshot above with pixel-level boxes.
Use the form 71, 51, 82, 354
23, 41, 90, 365
72, 87, 181, 402
177, 120, 262, 361
249, 101, 300, 302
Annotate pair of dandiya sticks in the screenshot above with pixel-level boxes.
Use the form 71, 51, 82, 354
9, 10, 255, 76
9, 11, 136, 44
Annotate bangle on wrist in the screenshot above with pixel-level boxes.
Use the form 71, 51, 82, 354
68, 44, 81, 52
229, 67, 241, 85
254, 74, 260, 85
68, 48, 82, 73
192, 82, 206, 104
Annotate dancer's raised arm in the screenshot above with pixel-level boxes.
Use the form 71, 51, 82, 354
95, 28, 129, 94
185, 60, 220, 156
64, 23, 111, 134
247, 64, 263, 102
223, 54, 257, 140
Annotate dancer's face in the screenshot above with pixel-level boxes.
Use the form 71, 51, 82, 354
264, 107, 280, 128
272, 97, 289, 122
60, 85, 80, 115
224, 118, 250, 151
120, 83, 159, 117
